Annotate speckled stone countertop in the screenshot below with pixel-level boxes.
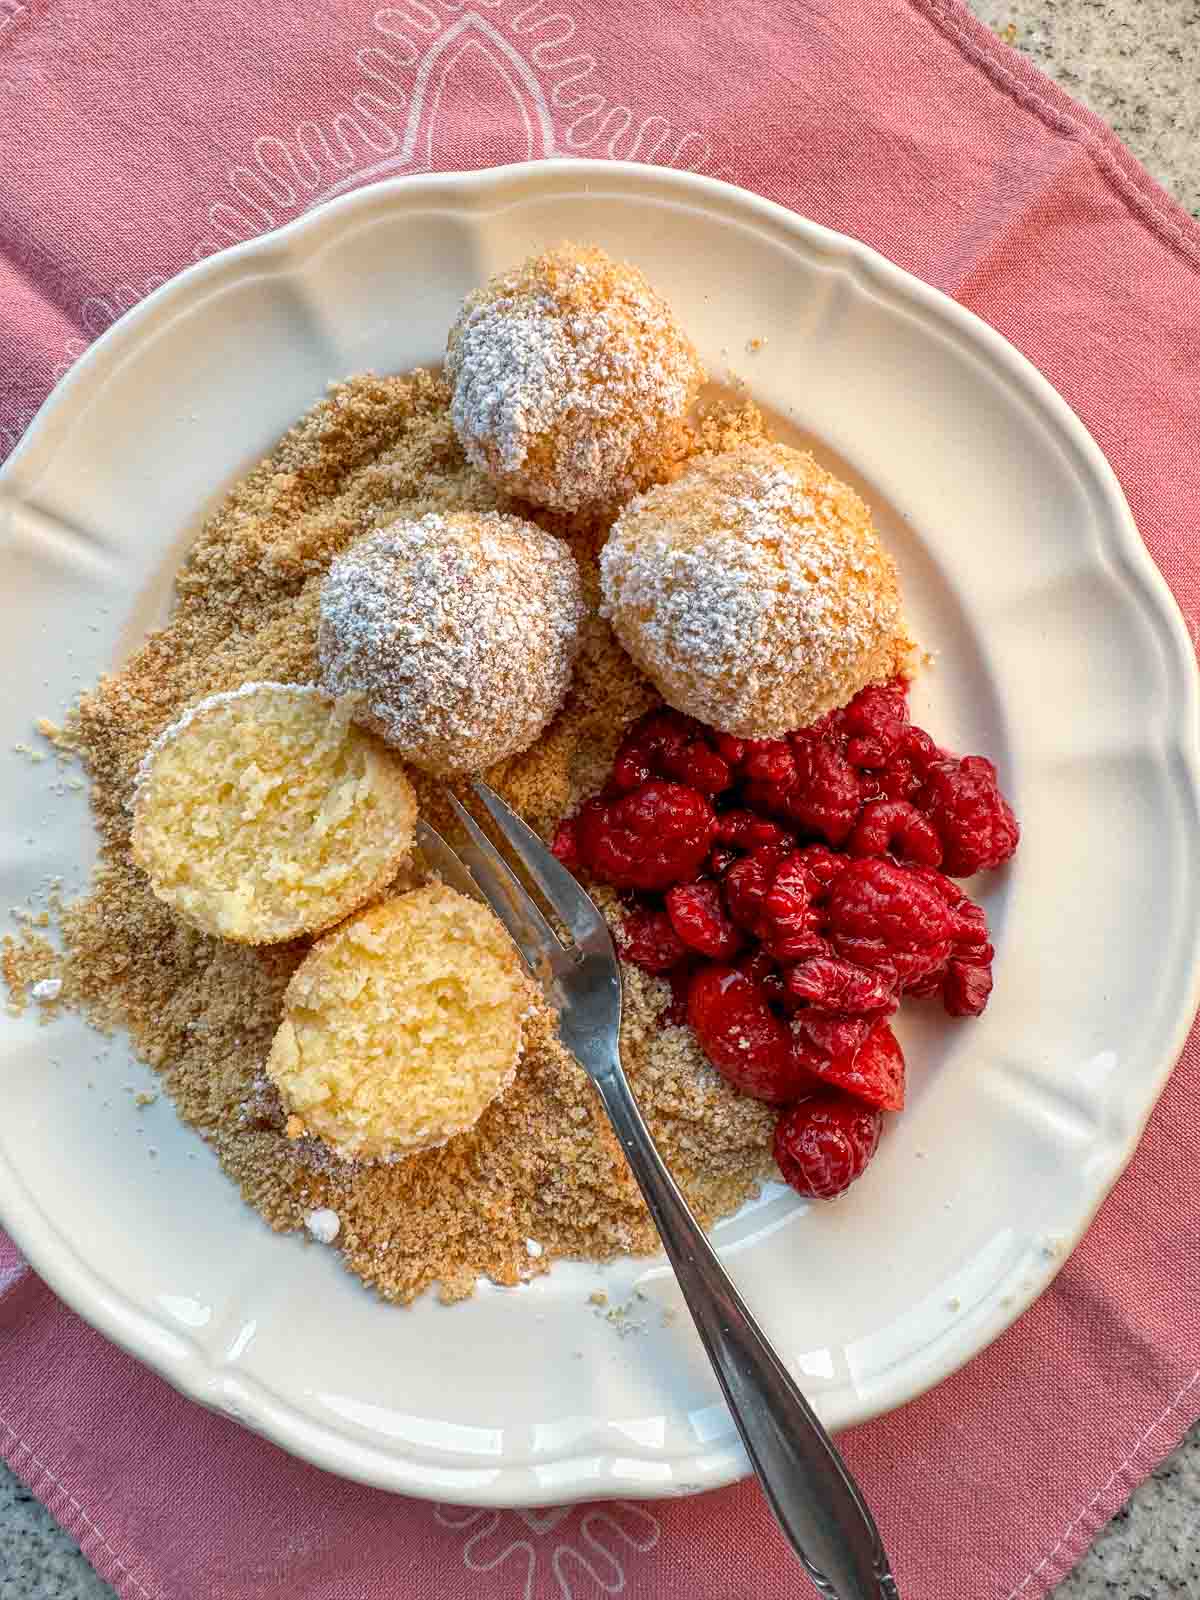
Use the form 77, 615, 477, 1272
3, 2, 1199, 1597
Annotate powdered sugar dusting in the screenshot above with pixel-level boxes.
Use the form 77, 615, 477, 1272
318, 511, 586, 774
600, 444, 910, 737
445, 244, 703, 512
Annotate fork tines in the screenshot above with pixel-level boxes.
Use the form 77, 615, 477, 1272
443, 790, 574, 977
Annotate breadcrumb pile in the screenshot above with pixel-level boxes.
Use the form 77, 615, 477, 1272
8, 370, 776, 1303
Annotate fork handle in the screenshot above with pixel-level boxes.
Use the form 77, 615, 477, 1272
592, 1063, 899, 1600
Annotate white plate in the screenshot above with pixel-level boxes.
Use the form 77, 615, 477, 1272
2, 161, 1198, 1507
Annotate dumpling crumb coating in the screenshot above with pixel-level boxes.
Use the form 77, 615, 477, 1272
267, 883, 532, 1162
131, 682, 416, 944
600, 442, 913, 737
318, 510, 586, 776
445, 243, 704, 512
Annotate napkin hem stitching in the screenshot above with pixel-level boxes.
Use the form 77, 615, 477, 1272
0, 1407, 158, 1600
1004, 1365, 1200, 1598
911, 0, 1200, 268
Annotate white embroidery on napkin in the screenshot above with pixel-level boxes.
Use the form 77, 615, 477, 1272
435, 1499, 661, 1599
29, 0, 733, 415
191, 1, 733, 257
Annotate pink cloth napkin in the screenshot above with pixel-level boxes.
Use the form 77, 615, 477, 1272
3, 2, 1199, 1596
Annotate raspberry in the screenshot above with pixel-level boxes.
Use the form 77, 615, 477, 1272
826, 856, 956, 990
576, 780, 716, 891
758, 851, 830, 962
773, 1091, 883, 1198
739, 739, 797, 784
610, 709, 687, 790
793, 843, 848, 900
955, 907, 992, 966
943, 959, 993, 1017
792, 1013, 875, 1064
904, 867, 996, 1014
687, 966, 811, 1103
611, 709, 731, 795
918, 754, 1019, 876
712, 733, 748, 765
739, 780, 786, 823
722, 842, 793, 933
839, 680, 910, 769
903, 726, 940, 772
551, 817, 581, 871
736, 947, 789, 1009
918, 870, 994, 964
669, 741, 732, 795
796, 1020, 905, 1111
780, 739, 863, 845
557, 683, 1016, 1089
752, 845, 846, 963
714, 810, 794, 850
783, 956, 897, 1018
870, 765, 918, 803
737, 947, 777, 985
662, 963, 696, 1028
666, 881, 745, 960
707, 845, 738, 878
848, 800, 943, 868
617, 908, 689, 973
790, 707, 840, 746
868, 727, 941, 803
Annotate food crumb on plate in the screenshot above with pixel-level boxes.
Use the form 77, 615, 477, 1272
305, 1208, 341, 1244
596, 1294, 649, 1337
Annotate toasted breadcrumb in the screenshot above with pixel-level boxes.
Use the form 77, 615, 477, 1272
5, 370, 775, 1304
1, 932, 65, 1021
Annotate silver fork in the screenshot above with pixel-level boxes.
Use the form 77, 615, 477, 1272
423, 788, 900, 1600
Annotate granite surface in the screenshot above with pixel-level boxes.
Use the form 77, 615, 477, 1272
3, 1, 1199, 1596
972, 0, 1200, 218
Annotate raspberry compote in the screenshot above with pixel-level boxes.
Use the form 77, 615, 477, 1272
553, 680, 1018, 1198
